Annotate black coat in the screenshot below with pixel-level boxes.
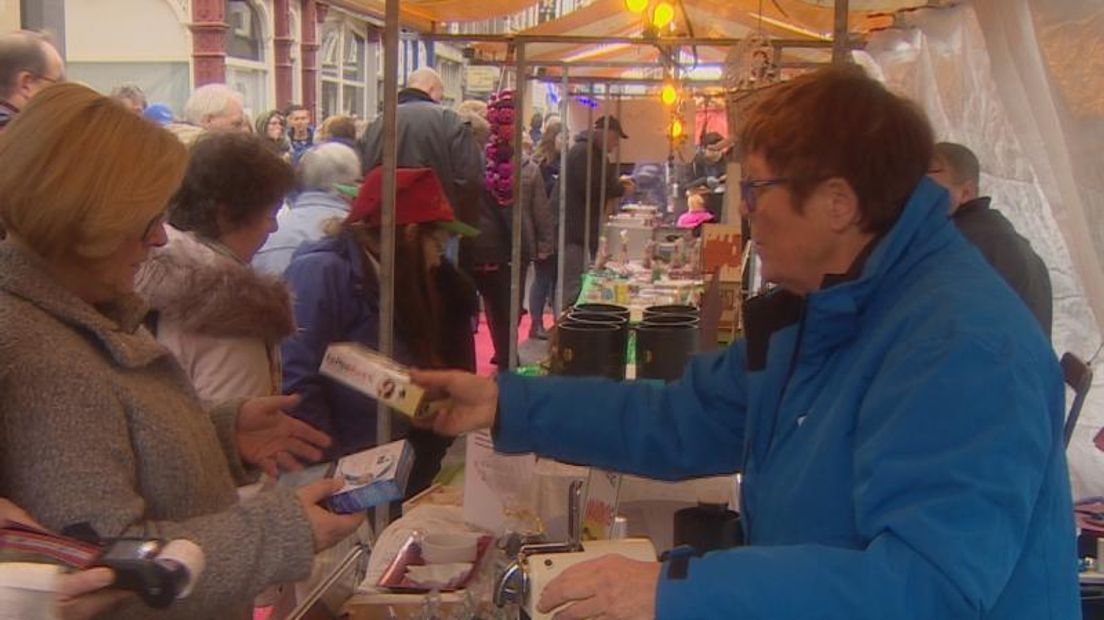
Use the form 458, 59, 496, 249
358, 88, 484, 226
953, 197, 1053, 337
554, 132, 626, 253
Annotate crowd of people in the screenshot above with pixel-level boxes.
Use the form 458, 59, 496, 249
0, 26, 1075, 620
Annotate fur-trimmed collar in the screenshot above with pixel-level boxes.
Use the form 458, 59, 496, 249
136, 227, 295, 342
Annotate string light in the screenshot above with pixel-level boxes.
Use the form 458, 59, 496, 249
660, 83, 678, 106
624, 0, 648, 14
670, 118, 683, 138
652, 2, 675, 29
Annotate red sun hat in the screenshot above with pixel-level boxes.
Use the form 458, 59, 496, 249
338, 166, 479, 237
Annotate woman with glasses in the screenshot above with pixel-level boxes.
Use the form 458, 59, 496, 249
136, 132, 295, 407
0, 83, 361, 619
410, 67, 1077, 619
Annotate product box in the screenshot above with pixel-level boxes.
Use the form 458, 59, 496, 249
700, 224, 743, 283
326, 439, 413, 514
319, 343, 433, 419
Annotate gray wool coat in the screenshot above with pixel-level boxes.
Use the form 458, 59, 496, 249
0, 243, 316, 619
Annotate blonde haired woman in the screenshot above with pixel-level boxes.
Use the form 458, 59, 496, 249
0, 83, 362, 619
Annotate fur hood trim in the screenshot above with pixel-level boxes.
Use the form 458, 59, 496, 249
136, 228, 295, 341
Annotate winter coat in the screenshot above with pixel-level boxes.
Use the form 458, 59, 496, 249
526, 160, 556, 260
0, 243, 315, 620
676, 209, 715, 230
136, 226, 295, 406
253, 190, 350, 277
281, 231, 478, 458
164, 121, 205, 146
556, 131, 626, 253
358, 88, 484, 226
493, 177, 1078, 619
953, 196, 1053, 337
462, 162, 543, 266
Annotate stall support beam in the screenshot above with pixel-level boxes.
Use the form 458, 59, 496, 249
583, 86, 596, 278
555, 69, 569, 314
832, 0, 850, 65
508, 43, 527, 371
374, 0, 400, 536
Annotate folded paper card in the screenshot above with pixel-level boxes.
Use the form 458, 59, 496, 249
319, 343, 434, 419
326, 439, 413, 514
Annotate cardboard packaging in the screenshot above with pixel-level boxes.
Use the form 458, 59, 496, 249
319, 343, 433, 419
326, 439, 413, 514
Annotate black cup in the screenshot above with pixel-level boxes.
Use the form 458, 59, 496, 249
640, 313, 699, 327
673, 503, 743, 553
553, 322, 625, 380
643, 304, 699, 320
573, 303, 631, 322
636, 322, 699, 382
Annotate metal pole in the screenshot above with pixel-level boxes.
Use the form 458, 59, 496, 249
374, 0, 399, 537
614, 92, 623, 193
554, 69, 569, 313
598, 98, 609, 247
583, 86, 595, 268
420, 33, 838, 48
832, 0, 850, 65
508, 43, 527, 370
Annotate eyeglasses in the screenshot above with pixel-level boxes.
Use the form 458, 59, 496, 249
142, 212, 169, 243
739, 177, 790, 212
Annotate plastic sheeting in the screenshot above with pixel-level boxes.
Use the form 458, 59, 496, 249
860, 0, 1104, 499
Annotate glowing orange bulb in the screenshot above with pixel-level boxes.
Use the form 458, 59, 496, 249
625, 0, 648, 14
670, 118, 683, 138
652, 2, 675, 28
660, 83, 678, 106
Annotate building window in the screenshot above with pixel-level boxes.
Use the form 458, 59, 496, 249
225, 0, 268, 115
320, 19, 368, 122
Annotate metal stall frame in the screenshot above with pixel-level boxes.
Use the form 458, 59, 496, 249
360, 0, 854, 536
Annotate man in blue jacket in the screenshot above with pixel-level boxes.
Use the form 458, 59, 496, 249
413, 67, 1079, 619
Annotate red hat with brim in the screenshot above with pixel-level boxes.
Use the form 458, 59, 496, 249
337, 167, 479, 237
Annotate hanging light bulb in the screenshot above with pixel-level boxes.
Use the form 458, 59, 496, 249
652, 2, 675, 29
660, 83, 678, 106
670, 118, 684, 139
625, 0, 649, 14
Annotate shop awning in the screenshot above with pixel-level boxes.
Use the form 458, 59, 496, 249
328, 0, 542, 32
465, 0, 933, 78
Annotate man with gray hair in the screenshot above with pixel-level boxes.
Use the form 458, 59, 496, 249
929, 141, 1052, 336
252, 142, 362, 276
0, 30, 64, 132
166, 83, 246, 145
358, 66, 483, 227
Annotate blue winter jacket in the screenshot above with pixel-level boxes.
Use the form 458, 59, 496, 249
281, 232, 399, 457
252, 190, 350, 277
495, 177, 1079, 619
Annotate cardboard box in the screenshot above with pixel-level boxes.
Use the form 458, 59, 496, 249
700, 224, 743, 283
319, 343, 433, 419
326, 439, 413, 514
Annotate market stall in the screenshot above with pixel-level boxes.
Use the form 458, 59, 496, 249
286, 0, 1104, 618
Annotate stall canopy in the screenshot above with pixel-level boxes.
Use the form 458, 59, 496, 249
329, 0, 540, 32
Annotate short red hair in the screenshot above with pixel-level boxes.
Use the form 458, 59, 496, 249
739, 66, 934, 234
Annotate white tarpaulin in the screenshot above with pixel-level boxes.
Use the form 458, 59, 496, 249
859, 0, 1104, 499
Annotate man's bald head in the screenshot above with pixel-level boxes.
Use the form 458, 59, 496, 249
0, 31, 64, 107
407, 67, 444, 103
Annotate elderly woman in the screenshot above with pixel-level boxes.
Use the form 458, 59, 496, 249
136, 132, 295, 405
414, 67, 1078, 619
0, 83, 362, 619
252, 142, 361, 277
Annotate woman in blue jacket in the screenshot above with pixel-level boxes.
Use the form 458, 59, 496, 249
281, 167, 479, 497
412, 68, 1078, 619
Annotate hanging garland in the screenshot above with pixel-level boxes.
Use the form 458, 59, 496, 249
485, 90, 516, 206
